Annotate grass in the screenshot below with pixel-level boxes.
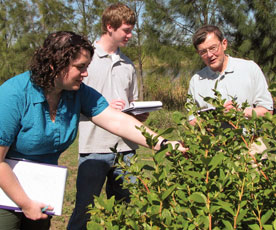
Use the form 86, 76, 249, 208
50, 138, 79, 230
50, 110, 178, 229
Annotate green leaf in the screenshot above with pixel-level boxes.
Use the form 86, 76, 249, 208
214, 80, 219, 89
252, 109, 257, 119
261, 210, 273, 225
161, 184, 176, 200
159, 127, 174, 136
188, 192, 207, 204
172, 111, 185, 124
236, 209, 247, 224
273, 219, 276, 229
142, 164, 155, 171
154, 148, 167, 162
126, 219, 139, 230
105, 196, 115, 212
201, 135, 211, 145
94, 196, 105, 209
248, 224, 261, 230
209, 152, 224, 172
147, 192, 160, 203
210, 205, 221, 213
222, 220, 233, 229
217, 201, 235, 216
213, 227, 221, 230
183, 171, 204, 178
176, 190, 187, 201
263, 225, 273, 230
219, 168, 226, 179
162, 209, 172, 225
201, 156, 212, 166
87, 222, 104, 230
240, 200, 247, 209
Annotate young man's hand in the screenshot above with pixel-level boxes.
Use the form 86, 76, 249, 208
110, 99, 126, 111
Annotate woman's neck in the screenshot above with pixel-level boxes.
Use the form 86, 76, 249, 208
45, 89, 61, 122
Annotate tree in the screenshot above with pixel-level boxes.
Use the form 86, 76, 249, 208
0, 0, 35, 81
142, 0, 276, 86
141, 0, 224, 81
0, 0, 75, 82
69, 0, 104, 40
32, 0, 73, 33
219, 0, 276, 83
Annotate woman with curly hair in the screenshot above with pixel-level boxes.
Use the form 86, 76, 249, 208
0, 31, 187, 229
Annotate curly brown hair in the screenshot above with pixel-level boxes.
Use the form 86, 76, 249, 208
30, 31, 94, 90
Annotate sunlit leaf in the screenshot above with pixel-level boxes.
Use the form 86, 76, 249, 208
261, 210, 273, 225
188, 192, 207, 204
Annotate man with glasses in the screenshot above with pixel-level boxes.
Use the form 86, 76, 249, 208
188, 25, 273, 126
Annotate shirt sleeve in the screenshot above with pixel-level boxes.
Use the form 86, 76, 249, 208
250, 61, 273, 110
0, 79, 22, 146
80, 83, 109, 118
128, 67, 139, 102
187, 76, 196, 101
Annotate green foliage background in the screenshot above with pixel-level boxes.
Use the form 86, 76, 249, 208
1, 0, 276, 103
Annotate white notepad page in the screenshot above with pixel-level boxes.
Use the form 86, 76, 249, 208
0, 158, 67, 215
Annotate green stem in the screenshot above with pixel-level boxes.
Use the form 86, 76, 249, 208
234, 177, 245, 229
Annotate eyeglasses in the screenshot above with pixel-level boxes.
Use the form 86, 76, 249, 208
198, 43, 221, 57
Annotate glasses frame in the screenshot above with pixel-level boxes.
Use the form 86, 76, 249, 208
198, 42, 221, 57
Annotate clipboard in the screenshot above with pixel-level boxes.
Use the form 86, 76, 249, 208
0, 158, 67, 216
122, 101, 163, 115
197, 106, 216, 114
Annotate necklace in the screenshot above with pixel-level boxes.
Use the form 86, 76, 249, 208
45, 90, 61, 122
49, 108, 57, 121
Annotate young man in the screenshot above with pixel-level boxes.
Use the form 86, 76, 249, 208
67, 3, 148, 230
188, 25, 273, 125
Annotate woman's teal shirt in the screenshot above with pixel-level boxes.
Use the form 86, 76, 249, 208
0, 71, 108, 164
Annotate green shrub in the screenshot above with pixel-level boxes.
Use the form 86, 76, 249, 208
87, 88, 276, 229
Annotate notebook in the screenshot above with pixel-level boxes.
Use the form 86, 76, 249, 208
0, 158, 67, 215
122, 101, 163, 115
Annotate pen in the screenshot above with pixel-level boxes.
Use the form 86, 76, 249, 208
41, 206, 48, 213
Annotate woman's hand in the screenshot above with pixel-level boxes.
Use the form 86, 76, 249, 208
166, 140, 189, 158
21, 200, 54, 220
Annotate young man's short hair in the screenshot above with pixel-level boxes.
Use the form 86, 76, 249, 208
192, 25, 224, 49
101, 3, 136, 34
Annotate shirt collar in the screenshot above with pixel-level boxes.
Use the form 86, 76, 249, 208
223, 55, 234, 75
31, 81, 74, 104
31, 82, 46, 104
206, 55, 234, 77
93, 41, 123, 61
